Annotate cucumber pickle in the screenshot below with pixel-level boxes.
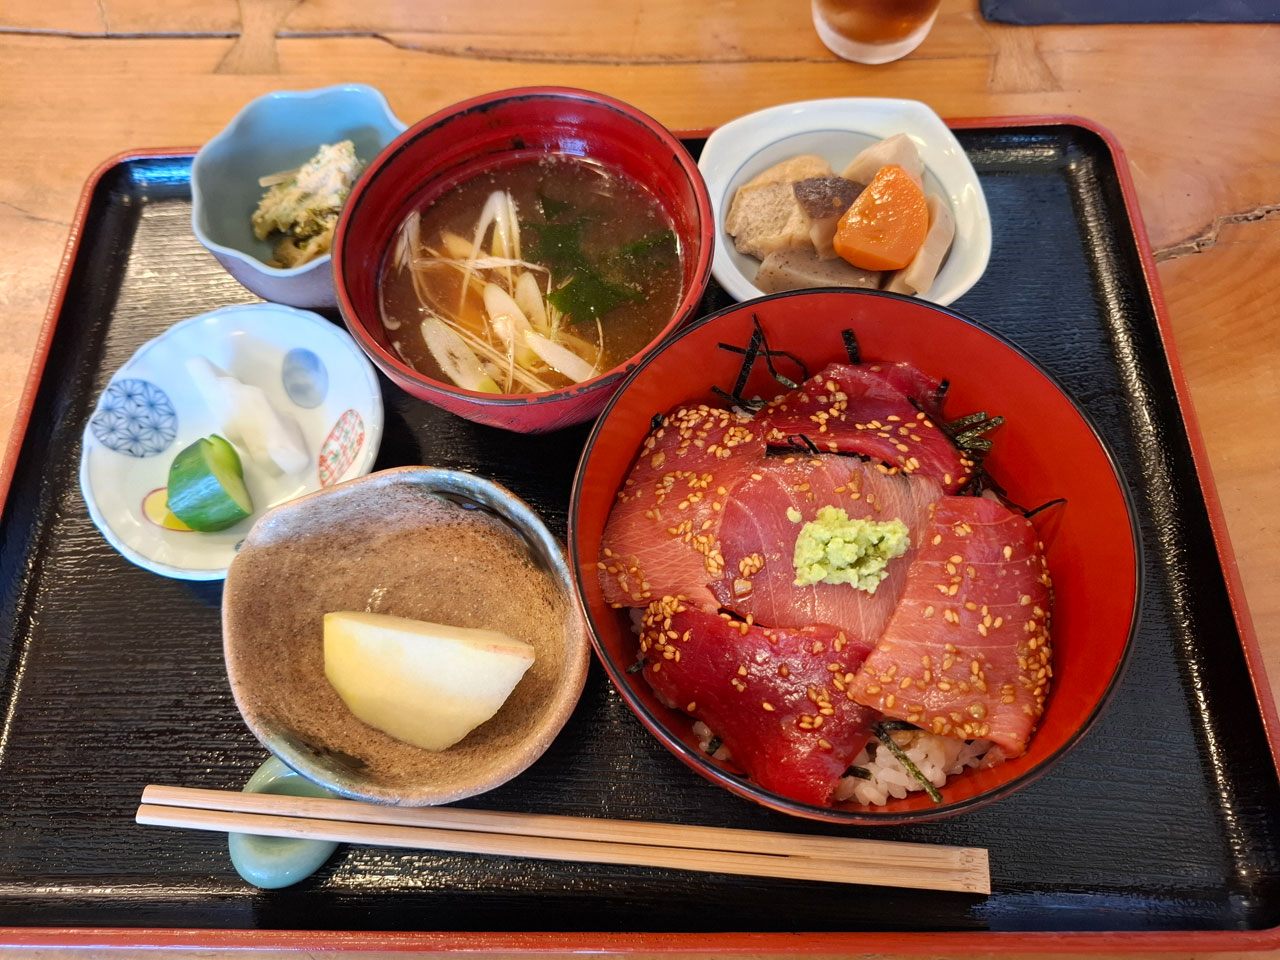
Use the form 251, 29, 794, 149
166, 435, 254, 532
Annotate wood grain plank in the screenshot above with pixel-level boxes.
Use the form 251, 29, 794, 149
1160, 216, 1280, 652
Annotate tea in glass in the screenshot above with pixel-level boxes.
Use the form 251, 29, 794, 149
811, 0, 943, 64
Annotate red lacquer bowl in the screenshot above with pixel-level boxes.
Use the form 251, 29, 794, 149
333, 87, 714, 434
569, 290, 1141, 824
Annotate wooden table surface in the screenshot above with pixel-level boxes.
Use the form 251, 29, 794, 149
1, 0, 1277, 956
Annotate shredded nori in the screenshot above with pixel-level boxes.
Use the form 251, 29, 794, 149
1025, 496, 1068, 519
842, 328, 861, 365
785, 434, 822, 455
650, 412, 664, 432
843, 764, 873, 780
877, 719, 921, 732
625, 660, 645, 674
945, 410, 990, 433
874, 722, 944, 804
732, 325, 763, 398
710, 385, 765, 411
706, 736, 723, 756
953, 416, 1006, 448
713, 313, 808, 407
753, 317, 805, 389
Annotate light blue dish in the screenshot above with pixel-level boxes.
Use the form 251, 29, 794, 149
192, 84, 407, 309
228, 756, 339, 889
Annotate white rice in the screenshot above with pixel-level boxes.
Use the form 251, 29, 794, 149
834, 729, 995, 805
692, 720, 999, 806
692, 720, 734, 762
633, 611, 1003, 806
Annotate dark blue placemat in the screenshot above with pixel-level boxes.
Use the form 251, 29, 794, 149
981, 0, 1279, 23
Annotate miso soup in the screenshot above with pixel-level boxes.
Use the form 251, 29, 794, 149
380, 155, 683, 394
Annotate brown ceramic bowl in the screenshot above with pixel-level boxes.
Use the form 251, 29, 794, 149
223, 466, 590, 804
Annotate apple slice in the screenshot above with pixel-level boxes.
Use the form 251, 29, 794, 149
323, 611, 536, 751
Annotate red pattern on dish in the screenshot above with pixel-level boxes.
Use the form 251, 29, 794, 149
318, 408, 365, 487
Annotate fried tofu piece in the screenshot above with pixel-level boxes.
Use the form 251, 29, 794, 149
725, 155, 834, 260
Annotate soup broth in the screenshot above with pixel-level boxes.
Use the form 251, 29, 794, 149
380, 155, 683, 394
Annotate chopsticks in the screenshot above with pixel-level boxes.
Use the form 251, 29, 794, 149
137, 785, 989, 894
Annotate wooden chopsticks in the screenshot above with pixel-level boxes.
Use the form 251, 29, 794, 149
137, 784, 989, 894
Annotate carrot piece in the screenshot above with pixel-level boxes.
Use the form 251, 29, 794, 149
832, 165, 929, 272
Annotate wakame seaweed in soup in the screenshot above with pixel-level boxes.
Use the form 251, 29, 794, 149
379, 156, 682, 394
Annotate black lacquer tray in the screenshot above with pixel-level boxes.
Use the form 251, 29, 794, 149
1, 121, 1278, 951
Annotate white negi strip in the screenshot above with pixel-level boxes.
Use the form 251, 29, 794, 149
419, 315, 501, 393
524, 330, 597, 383
483, 282, 540, 369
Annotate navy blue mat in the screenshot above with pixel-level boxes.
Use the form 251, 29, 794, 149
982, 0, 1279, 23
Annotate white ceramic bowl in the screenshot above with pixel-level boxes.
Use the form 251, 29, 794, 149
80, 303, 384, 580
191, 84, 406, 309
698, 98, 991, 307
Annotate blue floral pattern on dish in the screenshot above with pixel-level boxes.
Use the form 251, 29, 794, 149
89, 378, 178, 457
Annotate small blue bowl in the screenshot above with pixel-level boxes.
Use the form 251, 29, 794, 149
192, 84, 406, 309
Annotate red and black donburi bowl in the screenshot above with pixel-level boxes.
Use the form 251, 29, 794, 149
569, 289, 1142, 824
333, 86, 714, 434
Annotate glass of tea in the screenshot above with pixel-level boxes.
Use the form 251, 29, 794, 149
811, 0, 943, 64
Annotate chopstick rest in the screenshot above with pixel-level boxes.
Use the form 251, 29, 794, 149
227, 757, 339, 889
138, 784, 990, 894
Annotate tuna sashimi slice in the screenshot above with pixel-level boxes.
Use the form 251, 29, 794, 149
846, 496, 1052, 756
639, 597, 879, 806
756, 362, 974, 494
598, 405, 766, 609
711, 455, 942, 647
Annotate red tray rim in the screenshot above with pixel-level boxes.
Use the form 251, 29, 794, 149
0, 113, 1276, 953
